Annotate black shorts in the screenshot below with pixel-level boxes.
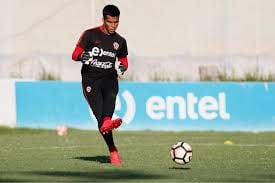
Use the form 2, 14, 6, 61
82, 75, 118, 127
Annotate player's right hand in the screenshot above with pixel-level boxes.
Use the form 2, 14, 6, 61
79, 52, 93, 64
115, 61, 127, 75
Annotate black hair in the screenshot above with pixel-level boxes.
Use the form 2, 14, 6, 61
103, 4, 120, 19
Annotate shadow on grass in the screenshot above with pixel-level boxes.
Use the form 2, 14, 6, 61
0, 170, 166, 182
169, 167, 191, 170
73, 156, 109, 164
28, 170, 166, 181
0, 178, 30, 182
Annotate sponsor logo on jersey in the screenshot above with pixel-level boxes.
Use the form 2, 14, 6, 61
88, 59, 113, 69
94, 40, 101, 44
86, 86, 92, 93
90, 47, 115, 58
113, 42, 119, 50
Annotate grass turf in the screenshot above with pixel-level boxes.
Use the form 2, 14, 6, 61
0, 127, 275, 182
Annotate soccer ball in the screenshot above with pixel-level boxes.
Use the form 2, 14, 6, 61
170, 142, 192, 165
55, 125, 68, 136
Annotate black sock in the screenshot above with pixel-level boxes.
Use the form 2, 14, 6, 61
100, 131, 117, 152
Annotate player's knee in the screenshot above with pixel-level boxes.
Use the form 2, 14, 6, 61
95, 116, 102, 125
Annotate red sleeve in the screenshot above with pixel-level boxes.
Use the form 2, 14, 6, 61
118, 57, 128, 69
72, 30, 90, 61
72, 46, 84, 61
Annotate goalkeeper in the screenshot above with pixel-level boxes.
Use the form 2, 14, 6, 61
71, 4, 128, 165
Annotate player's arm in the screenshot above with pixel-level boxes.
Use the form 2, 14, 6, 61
116, 39, 128, 75
72, 30, 92, 62
72, 46, 84, 61
116, 57, 128, 75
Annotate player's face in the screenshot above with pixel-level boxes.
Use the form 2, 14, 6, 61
103, 15, 119, 34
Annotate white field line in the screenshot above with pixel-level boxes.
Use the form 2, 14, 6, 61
14, 142, 275, 150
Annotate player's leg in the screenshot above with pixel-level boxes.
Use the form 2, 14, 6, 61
100, 123, 121, 165
100, 131, 116, 151
82, 77, 121, 165
101, 77, 122, 165
100, 77, 122, 133
81, 77, 103, 124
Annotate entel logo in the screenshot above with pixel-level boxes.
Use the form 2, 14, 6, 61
146, 92, 230, 120
113, 90, 136, 124
91, 91, 231, 124
88, 90, 135, 124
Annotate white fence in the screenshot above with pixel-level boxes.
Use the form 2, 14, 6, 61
1, 0, 275, 81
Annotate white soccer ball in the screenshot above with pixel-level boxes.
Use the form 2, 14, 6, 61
55, 125, 68, 136
170, 142, 193, 165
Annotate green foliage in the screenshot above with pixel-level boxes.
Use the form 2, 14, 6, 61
9, 60, 61, 80
118, 72, 136, 81
37, 65, 60, 80
38, 70, 61, 80
149, 71, 186, 81
200, 66, 275, 82
243, 72, 275, 82
149, 71, 172, 81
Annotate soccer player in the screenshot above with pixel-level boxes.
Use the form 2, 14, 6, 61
72, 4, 128, 165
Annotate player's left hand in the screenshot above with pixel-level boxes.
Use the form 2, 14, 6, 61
115, 61, 127, 75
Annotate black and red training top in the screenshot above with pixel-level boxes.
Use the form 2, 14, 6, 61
72, 26, 128, 78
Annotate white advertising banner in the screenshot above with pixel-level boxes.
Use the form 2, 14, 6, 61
0, 80, 16, 127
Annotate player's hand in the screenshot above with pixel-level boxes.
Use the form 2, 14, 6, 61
79, 52, 93, 64
115, 61, 127, 75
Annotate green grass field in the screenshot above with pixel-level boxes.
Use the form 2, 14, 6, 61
0, 127, 275, 182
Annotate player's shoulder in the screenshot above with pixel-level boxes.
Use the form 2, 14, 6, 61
114, 32, 127, 42
84, 26, 101, 34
